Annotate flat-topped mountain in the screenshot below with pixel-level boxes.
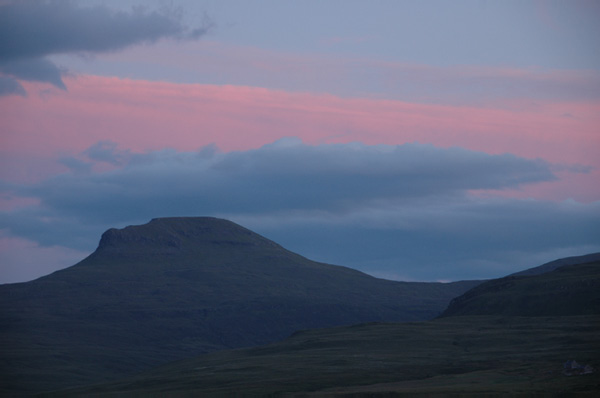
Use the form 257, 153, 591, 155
96, 217, 282, 254
0, 217, 479, 394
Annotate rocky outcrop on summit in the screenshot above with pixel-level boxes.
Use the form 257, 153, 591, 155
95, 217, 281, 254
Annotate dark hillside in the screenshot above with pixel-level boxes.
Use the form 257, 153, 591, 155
440, 260, 600, 317
510, 252, 600, 276
0, 217, 479, 394
50, 253, 600, 397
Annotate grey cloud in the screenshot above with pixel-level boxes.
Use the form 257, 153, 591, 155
57, 141, 133, 174
0, 0, 209, 94
0, 1, 205, 58
2, 139, 559, 245
0, 75, 26, 96
83, 141, 132, 165
550, 163, 593, 174
235, 199, 600, 280
0, 57, 66, 89
21, 140, 559, 225
58, 156, 92, 174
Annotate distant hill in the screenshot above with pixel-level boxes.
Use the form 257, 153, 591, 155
0, 217, 479, 394
440, 259, 600, 317
510, 252, 600, 276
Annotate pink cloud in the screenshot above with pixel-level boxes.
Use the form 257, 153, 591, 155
1, 75, 598, 199
67, 39, 600, 105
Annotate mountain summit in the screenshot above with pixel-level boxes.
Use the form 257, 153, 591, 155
96, 217, 281, 254
0, 217, 479, 394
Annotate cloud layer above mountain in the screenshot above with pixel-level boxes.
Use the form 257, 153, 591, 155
2, 139, 598, 282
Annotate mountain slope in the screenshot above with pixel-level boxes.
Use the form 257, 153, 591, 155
52, 255, 600, 397
510, 252, 600, 276
0, 217, 479, 394
440, 259, 600, 317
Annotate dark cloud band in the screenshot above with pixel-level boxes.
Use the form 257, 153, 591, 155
0, 139, 568, 245
21, 139, 558, 223
0, 0, 209, 94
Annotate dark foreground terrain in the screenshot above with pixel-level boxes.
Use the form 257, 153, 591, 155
51, 259, 600, 397
53, 315, 600, 397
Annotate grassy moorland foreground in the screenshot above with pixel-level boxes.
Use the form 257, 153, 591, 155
51, 260, 600, 396
53, 315, 600, 397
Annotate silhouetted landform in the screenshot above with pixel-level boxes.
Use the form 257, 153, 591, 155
440, 260, 600, 317
51, 254, 600, 397
510, 252, 600, 276
0, 217, 479, 394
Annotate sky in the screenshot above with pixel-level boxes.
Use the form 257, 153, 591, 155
1, 0, 599, 284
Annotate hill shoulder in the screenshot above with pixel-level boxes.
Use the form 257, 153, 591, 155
440, 260, 600, 317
